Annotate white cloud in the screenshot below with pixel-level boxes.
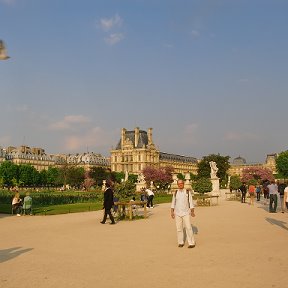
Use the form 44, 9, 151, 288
104, 33, 124, 45
49, 115, 91, 131
99, 14, 123, 31
63, 126, 114, 152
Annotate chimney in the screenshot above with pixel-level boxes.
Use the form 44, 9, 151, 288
148, 128, 153, 145
121, 128, 126, 148
134, 127, 139, 148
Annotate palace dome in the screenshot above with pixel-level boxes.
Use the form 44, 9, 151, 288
232, 156, 246, 165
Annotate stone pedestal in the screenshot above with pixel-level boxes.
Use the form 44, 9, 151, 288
184, 172, 192, 191
211, 177, 220, 195
170, 174, 178, 193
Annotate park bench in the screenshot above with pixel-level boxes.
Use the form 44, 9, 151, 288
114, 201, 148, 220
225, 191, 241, 201
194, 195, 219, 206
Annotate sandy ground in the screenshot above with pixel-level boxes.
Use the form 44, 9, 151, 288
1, 193, 287, 288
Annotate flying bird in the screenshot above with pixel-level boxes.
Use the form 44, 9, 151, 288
0, 40, 10, 60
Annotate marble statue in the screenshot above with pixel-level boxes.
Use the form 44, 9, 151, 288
209, 161, 218, 178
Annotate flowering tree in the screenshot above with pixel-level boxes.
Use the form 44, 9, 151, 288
241, 167, 274, 183
142, 166, 174, 190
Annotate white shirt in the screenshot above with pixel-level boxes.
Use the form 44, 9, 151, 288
267, 183, 278, 195
145, 189, 154, 196
171, 189, 194, 217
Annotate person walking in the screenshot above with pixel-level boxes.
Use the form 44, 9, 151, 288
145, 187, 155, 208
100, 179, 116, 224
239, 183, 247, 203
262, 181, 270, 205
171, 179, 196, 248
277, 181, 286, 213
256, 184, 261, 201
267, 180, 278, 213
248, 183, 256, 206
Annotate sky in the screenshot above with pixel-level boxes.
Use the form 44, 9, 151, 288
0, 0, 287, 164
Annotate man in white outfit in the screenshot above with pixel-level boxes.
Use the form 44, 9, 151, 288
171, 179, 196, 248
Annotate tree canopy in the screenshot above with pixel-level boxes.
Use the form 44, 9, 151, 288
197, 154, 230, 181
276, 151, 288, 178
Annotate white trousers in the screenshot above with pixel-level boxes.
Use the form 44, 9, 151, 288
175, 214, 195, 246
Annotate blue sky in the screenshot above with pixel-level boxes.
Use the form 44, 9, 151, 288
1, 0, 287, 163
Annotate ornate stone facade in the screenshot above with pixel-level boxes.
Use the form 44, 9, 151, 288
110, 127, 198, 175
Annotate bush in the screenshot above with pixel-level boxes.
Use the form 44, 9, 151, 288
192, 178, 212, 194
114, 181, 136, 201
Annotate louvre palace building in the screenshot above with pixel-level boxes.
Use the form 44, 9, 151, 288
110, 127, 277, 176
0, 127, 277, 176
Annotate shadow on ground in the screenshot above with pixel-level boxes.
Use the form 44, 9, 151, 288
0, 247, 34, 263
265, 218, 288, 231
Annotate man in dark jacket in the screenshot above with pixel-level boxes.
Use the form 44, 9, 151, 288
100, 179, 116, 224
239, 183, 247, 203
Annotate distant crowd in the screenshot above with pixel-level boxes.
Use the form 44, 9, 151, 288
238, 180, 288, 213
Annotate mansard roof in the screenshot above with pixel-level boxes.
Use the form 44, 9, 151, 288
115, 130, 149, 150
7, 146, 54, 161
160, 152, 198, 163
66, 152, 109, 166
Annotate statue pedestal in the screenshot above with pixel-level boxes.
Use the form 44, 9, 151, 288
211, 177, 220, 195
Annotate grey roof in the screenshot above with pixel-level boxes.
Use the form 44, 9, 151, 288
115, 130, 149, 149
160, 152, 198, 164
232, 156, 247, 165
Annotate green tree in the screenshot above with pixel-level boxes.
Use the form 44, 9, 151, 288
111, 171, 125, 183
229, 175, 242, 191
114, 180, 136, 200
18, 164, 39, 186
276, 151, 288, 178
0, 161, 19, 187
39, 169, 48, 186
47, 167, 60, 187
192, 177, 212, 194
197, 154, 230, 181
66, 167, 85, 188
89, 167, 109, 186
177, 173, 185, 180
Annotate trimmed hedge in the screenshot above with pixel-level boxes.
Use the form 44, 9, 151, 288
0, 190, 104, 206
